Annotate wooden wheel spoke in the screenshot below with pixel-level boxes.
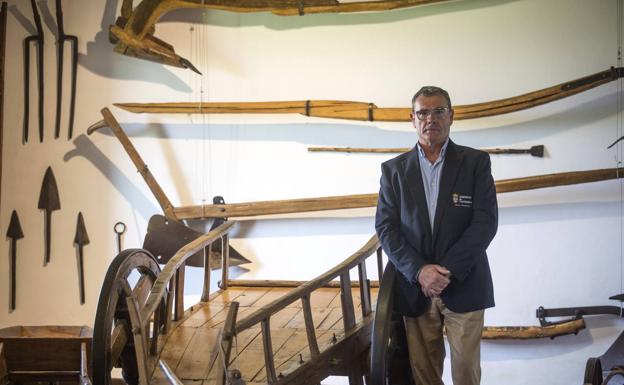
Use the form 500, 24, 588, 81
110, 321, 130, 368
133, 274, 154, 307
92, 249, 161, 385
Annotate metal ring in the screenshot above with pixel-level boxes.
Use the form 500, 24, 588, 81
114, 221, 126, 235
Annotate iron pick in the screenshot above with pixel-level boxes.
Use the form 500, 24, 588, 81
54, 0, 78, 140
38, 167, 60, 265
74, 212, 89, 304
23, 0, 44, 143
6, 210, 23, 312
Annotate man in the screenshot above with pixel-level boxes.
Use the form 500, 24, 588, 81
375, 86, 498, 385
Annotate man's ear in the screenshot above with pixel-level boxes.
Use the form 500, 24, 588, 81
449, 109, 454, 125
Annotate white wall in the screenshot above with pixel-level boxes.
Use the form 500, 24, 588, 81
0, 0, 623, 384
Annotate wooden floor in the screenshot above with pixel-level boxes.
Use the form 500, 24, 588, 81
149, 285, 379, 385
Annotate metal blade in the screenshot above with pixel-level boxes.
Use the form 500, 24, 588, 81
74, 213, 88, 304
38, 167, 60, 264
38, 167, 60, 211
7, 210, 24, 239
529, 145, 545, 158
74, 212, 90, 246
142, 215, 250, 268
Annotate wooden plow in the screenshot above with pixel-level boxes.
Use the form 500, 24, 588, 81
111, 0, 452, 71
89, 108, 624, 221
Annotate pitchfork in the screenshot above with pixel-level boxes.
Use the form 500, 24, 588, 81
54, 0, 78, 140
23, 0, 44, 143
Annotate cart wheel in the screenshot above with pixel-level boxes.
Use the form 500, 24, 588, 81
370, 263, 396, 385
92, 249, 163, 385
583, 357, 603, 385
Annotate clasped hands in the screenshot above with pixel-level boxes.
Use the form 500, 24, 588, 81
418, 264, 451, 297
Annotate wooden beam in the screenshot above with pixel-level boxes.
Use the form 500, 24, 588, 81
226, 279, 380, 288
114, 67, 623, 120
481, 318, 585, 340
173, 168, 624, 219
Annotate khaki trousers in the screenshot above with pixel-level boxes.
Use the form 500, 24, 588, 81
403, 297, 484, 385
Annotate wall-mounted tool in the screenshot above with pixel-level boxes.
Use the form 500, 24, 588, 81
54, 0, 78, 140
113, 221, 125, 254
6, 210, 24, 312
23, 0, 44, 143
38, 167, 60, 265
74, 212, 89, 304
1, 2, 7, 214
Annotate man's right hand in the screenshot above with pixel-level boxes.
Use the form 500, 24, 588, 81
417, 264, 451, 297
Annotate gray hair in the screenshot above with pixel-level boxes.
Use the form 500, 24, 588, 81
411, 86, 452, 110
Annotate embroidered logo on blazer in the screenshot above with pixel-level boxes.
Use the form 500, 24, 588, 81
452, 193, 473, 207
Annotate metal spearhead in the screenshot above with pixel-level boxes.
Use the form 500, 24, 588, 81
6, 210, 24, 312
74, 212, 89, 304
38, 167, 60, 264
23, 0, 44, 143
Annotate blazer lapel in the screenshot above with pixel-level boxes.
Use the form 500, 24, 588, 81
432, 141, 463, 243
403, 148, 433, 239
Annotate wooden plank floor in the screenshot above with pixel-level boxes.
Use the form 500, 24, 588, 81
150, 286, 378, 385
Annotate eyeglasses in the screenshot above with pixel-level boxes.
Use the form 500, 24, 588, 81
414, 107, 450, 121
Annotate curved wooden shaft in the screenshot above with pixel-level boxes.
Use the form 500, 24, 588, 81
112, 0, 450, 70
120, 0, 451, 39
173, 168, 624, 219
99, 107, 178, 220
114, 67, 623, 120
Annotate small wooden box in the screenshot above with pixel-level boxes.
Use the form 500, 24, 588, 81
0, 325, 93, 383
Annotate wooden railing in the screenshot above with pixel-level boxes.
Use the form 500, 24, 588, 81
214, 234, 382, 385
129, 221, 236, 385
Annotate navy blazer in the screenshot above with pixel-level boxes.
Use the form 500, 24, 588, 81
375, 140, 498, 317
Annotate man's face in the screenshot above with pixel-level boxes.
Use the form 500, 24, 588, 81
411, 94, 453, 148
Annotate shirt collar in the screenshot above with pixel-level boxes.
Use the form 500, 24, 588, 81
416, 137, 450, 162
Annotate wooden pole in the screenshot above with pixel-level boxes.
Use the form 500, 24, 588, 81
114, 67, 623, 121
99, 108, 178, 220
172, 168, 624, 219
308, 145, 545, 157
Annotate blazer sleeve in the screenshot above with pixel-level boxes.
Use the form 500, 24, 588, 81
438, 152, 498, 282
375, 162, 428, 283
